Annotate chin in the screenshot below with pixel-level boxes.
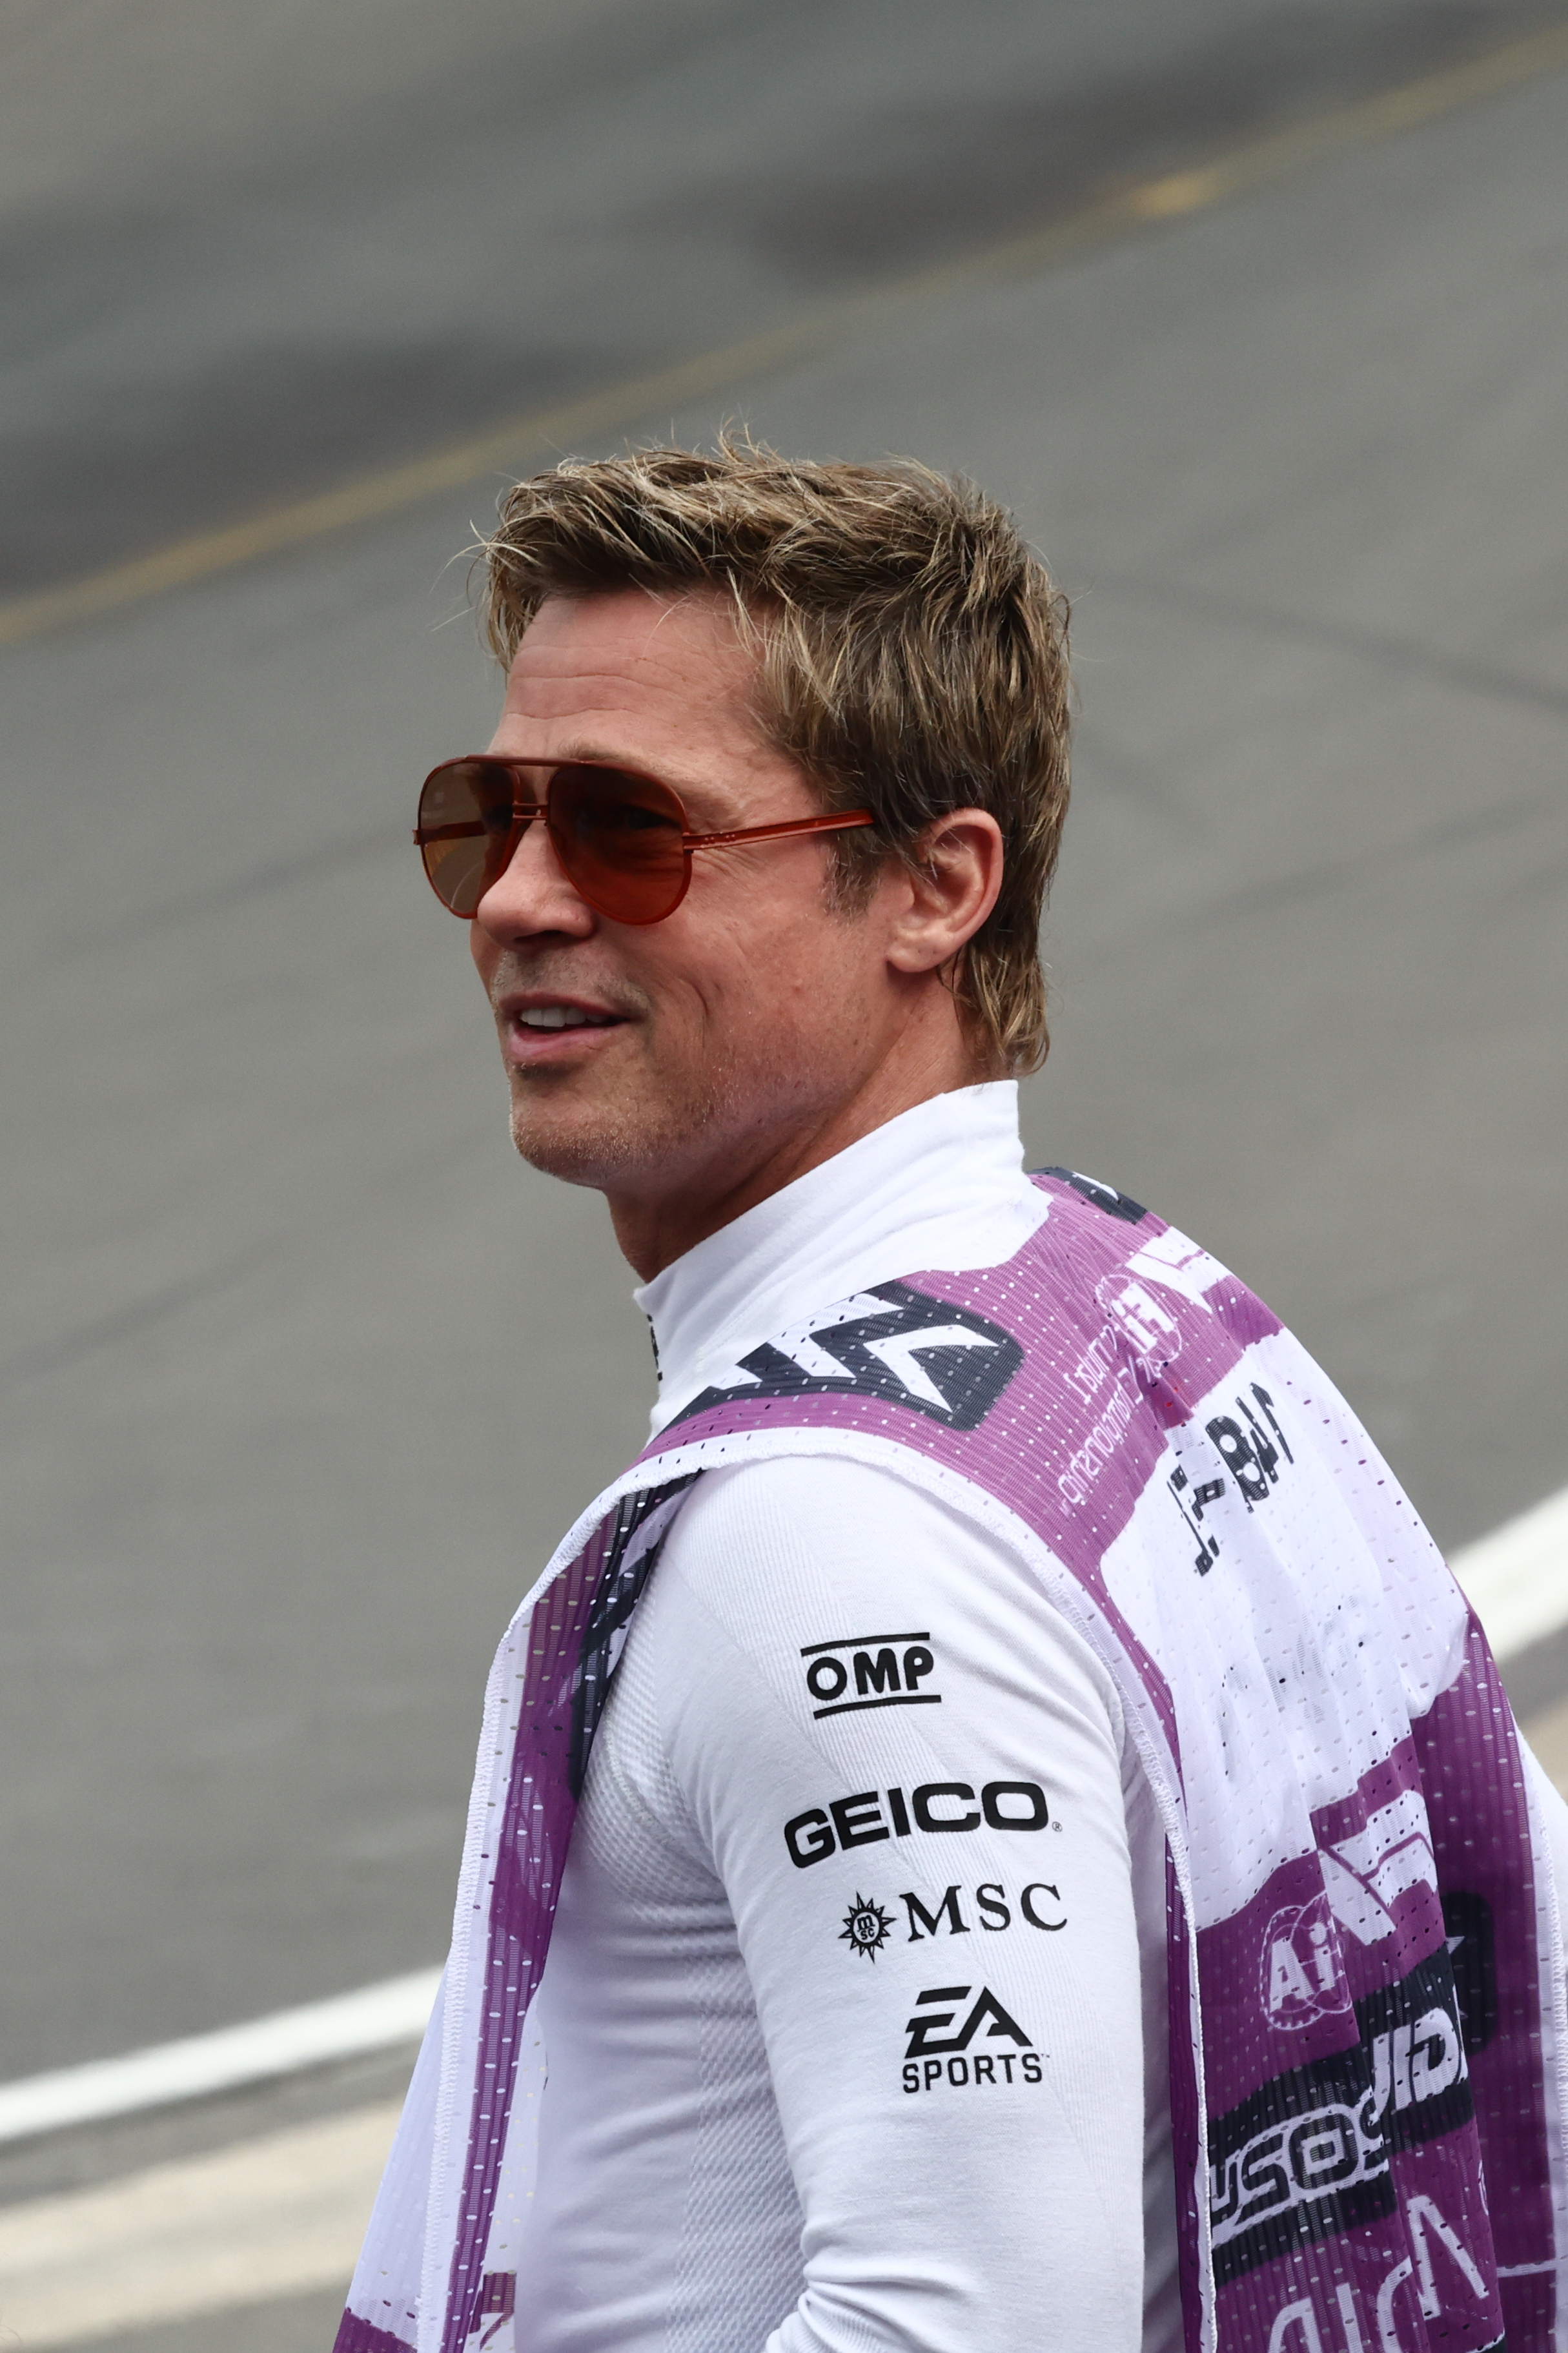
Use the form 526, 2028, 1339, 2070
504, 1043, 774, 1203
507, 1084, 711, 1195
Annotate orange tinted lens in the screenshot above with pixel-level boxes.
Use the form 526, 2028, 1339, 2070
417, 759, 520, 916
548, 766, 689, 923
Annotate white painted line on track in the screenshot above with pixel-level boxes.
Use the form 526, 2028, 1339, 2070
0, 1968, 439, 2146
1451, 1484, 1568, 1661
0, 2099, 401, 2346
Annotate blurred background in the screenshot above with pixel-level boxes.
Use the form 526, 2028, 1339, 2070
3, 0, 1566, 2344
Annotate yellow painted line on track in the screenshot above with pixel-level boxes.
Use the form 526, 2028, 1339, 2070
0, 2099, 401, 2345
4, 20, 1568, 652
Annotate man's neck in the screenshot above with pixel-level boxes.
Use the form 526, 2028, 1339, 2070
607, 1037, 995, 1280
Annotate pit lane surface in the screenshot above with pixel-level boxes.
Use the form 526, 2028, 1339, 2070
2, 4, 1567, 2339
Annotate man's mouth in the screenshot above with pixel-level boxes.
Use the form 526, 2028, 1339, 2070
498, 993, 632, 1063
517, 1005, 620, 1031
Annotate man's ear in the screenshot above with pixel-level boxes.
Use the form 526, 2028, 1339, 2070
884, 809, 1004, 976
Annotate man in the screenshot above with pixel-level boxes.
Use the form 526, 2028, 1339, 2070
338, 445, 1568, 2353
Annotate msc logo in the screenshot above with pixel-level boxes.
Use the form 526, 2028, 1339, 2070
900, 1984, 1044, 2093
800, 1631, 939, 1720
669, 1280, 1022, 1431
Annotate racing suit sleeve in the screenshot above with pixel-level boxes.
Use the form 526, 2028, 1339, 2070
649, 1452, 1159, 2353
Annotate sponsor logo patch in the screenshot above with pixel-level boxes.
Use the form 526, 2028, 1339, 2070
785, 1778, 1051, 1867
899, 1984, 1045, 2093
799, 1631, 941, 1719
835, 1881, 1067, 1953
840, 1893, 895, 1960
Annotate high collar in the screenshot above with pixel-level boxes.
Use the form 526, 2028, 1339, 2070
635, 1082, 1047, 1435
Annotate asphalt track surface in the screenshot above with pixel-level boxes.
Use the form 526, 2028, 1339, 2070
3, 9, 1567, 2330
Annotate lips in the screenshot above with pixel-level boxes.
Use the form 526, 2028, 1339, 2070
498, 993, 629, 1065
516, 1005, 619, 1031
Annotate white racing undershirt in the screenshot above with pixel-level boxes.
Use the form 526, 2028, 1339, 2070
514, 1085, 1178, 2353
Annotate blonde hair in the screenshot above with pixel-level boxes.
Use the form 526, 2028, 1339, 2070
480, 441, 1072, 1073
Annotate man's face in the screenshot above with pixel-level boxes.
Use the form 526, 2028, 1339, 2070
469, 590, 913, 1264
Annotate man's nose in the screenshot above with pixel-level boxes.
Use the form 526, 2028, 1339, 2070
472, 812, 596, 942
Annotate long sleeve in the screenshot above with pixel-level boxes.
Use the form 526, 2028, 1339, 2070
522, 1449, 1170, 2353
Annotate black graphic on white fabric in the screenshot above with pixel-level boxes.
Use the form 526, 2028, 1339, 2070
1168, 1463, 1227, 1575
799, 1631, 940, 1719
840, 1893, 894, 1960
784, 1780, 1051, 1865
1205, 1384, 1294, 1512
671, 1281, 1022, 1430
901, 1882, 1067, 1939
1169, 1384, 1296, 1572
1209, 1946, 1473, 2285
1037, 1166, 1149, 1224
903, 1984, 1033, 2057
567, 1475, 698, 1798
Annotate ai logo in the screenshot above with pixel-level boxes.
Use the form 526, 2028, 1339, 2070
1262, 1891, 1352, 2032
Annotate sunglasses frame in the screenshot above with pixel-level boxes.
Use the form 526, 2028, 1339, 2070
416, 755, 877, 925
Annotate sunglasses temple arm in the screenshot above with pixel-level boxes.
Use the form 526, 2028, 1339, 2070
681, 810, 876, 850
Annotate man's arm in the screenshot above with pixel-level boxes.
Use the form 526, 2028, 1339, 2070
651, 1453, 1156, 2353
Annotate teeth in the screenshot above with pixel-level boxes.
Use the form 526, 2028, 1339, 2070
519, 1006, 613, 1029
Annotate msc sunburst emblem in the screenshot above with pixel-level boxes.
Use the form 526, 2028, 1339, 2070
840, 1893, 895, 1961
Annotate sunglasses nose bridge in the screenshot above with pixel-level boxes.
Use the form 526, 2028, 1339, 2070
473, 797, 591, 929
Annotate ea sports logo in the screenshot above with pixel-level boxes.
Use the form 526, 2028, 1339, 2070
1261, 1890, 1351, 2032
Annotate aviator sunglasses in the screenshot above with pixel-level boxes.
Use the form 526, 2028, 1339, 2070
416, 756, 876, 926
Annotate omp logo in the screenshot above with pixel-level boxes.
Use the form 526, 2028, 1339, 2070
1321, 1789, 1439, 1947
1209, 1949, 1473, 2284
800, 1631, 939, 1719
1262, 1891, 1352, 2032
670, 1281, 1022, 1431
899, 1984, 1045, 2093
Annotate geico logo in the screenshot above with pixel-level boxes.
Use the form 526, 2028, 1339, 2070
900, 1882, 1066, 1940
784, 1780, 1050, 1867
798, 1632, 940, 1720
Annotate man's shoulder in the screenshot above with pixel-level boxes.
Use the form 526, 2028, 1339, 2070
643, 1450, 1119, 1735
